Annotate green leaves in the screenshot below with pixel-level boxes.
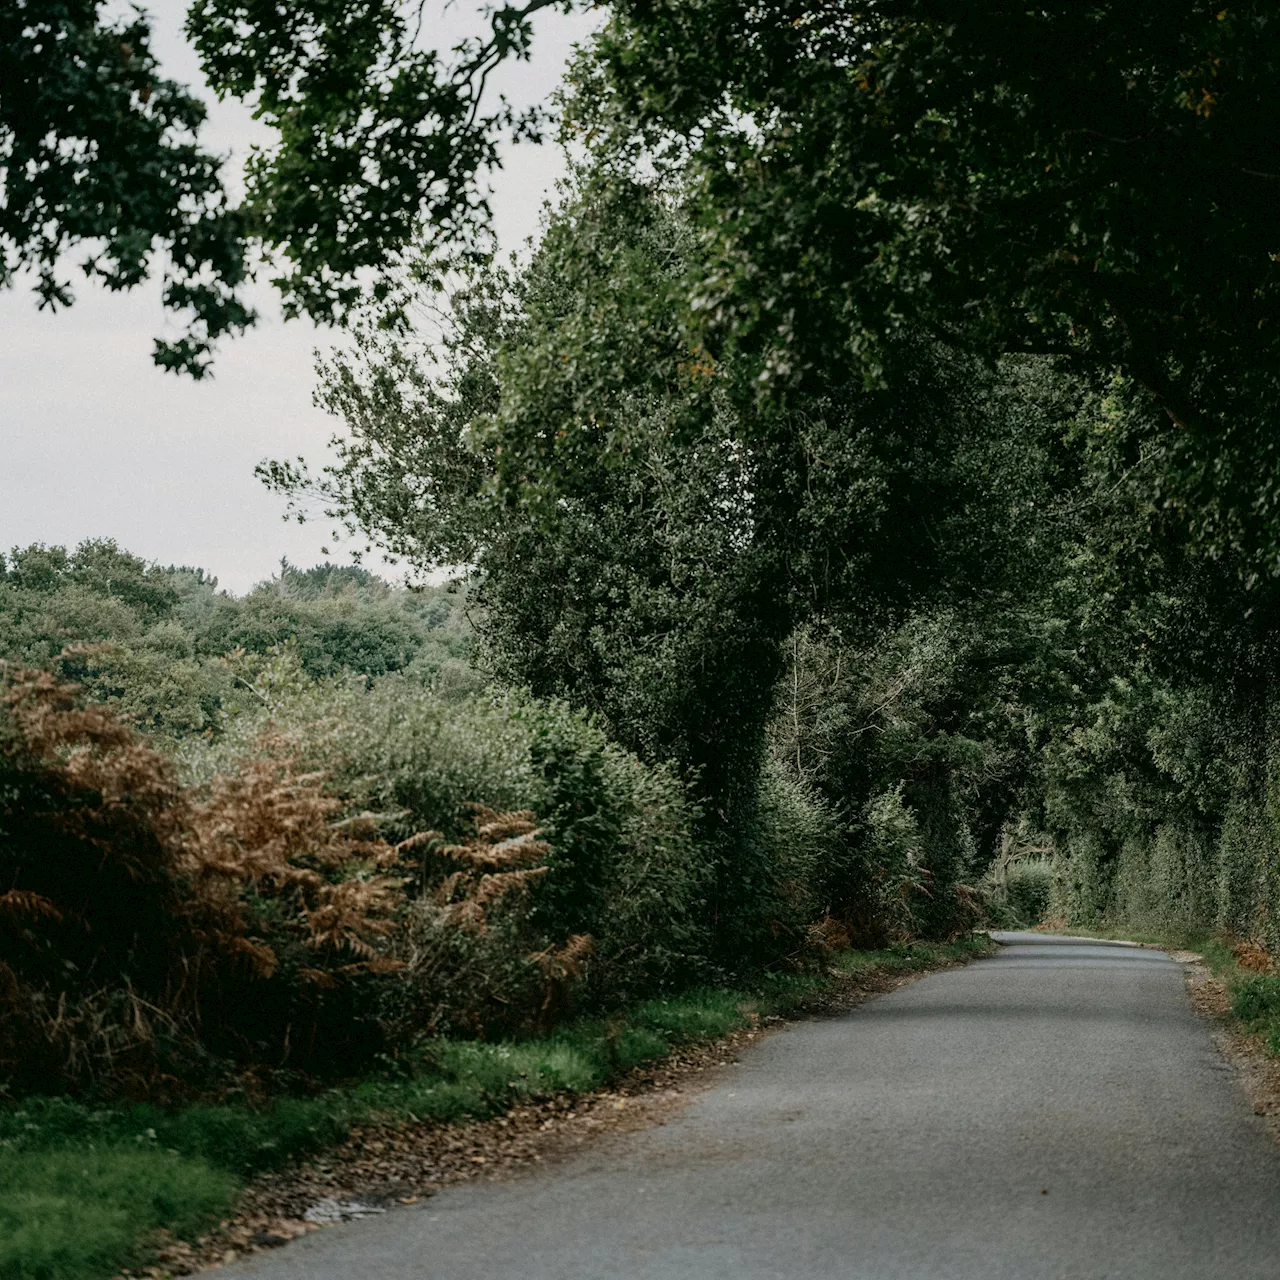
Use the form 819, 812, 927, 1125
1, 0, 571, 373
189, 0, 497, 323
589, 0, 1280, 571
0, 0, 252, 376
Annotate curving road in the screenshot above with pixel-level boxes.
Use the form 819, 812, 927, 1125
223, 933, 1280, 1279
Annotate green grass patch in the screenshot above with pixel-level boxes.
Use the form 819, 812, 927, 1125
354, 992, 757, 1125
0, 1145, 235, 1280
0, 1094, 355, 1178
1229, 973, 1280, 1022
0, 941, 988, 1280
831, 935, 996, 980
353, 1035, 611, 1124
1228, 973, 1280, 1053
631, 988, 755, 1041
1196, 937, 1241, 978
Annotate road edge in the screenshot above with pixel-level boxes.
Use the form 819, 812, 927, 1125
125, 940, 993, 1278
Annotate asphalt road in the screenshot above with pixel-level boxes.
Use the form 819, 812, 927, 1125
223, 933, 1280, 1279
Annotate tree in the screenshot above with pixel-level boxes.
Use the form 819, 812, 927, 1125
270, 160, 1093, 951
585, 0, 1280, 568
1, 1, 251, 374
1, 0, 569, 375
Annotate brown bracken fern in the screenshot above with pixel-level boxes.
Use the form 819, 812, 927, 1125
395, 805, 594, 1037
0, 665, 590, 1093
0, 666, 427, 1094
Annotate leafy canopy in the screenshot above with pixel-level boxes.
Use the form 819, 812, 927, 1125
0, 0, 569, 375
586, 0, 1280, 568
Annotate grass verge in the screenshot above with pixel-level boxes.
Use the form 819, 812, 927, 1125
1038, 922, 1280, 1050
0, 1148, 236, 1280
0, 937, 989, 1280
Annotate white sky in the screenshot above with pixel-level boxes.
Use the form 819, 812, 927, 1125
0, 2, 596, 592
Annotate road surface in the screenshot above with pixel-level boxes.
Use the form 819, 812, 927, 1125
222, 933, 1280, 1279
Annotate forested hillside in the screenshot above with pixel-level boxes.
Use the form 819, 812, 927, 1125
0, 543, 472, 733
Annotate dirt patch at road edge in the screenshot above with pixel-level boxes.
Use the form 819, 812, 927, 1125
1175, 953, 1280, 1143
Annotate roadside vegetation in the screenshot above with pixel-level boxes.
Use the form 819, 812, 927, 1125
0, 941, 985, 1280
0, 543, 999, 1278
6, 3, 1280, 1277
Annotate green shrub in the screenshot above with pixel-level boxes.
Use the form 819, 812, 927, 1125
1229, 974, 1280, 1055
1215, 789, 1268, 938
1005, 860, 1054, 925
218, 679, 710, 1026
717, 758, 839, 964
860, 785, 926, 930
260, 676, 536, 832
575, 737, 708, 1001
1230, 974, 1280, 1024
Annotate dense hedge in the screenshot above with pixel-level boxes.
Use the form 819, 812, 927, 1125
0, 654, 859, 1098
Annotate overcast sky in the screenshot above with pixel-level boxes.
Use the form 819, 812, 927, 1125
0, 2, 596, 592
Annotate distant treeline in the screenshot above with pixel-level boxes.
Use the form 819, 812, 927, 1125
0, 540, 472, 738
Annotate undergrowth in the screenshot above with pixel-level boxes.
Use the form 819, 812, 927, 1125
1153, 935, 1280, 1054
831, 937, 993, 978
0, 937, 988, 1280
